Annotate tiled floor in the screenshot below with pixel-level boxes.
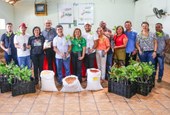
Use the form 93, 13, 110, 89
0, 64, 170, 115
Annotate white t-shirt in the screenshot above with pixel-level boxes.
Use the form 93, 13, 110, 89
14, 34, 30, 57
82, 32, 98, 54
53, 35, 71, 59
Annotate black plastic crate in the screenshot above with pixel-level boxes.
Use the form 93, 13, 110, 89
108, 79, 137, 98
0, 76, 11, 93
136, 82, 152, 96
12, 80, 36, 96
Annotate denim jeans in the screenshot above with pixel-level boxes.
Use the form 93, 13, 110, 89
138, 51, 155, 65
56, 57, 70, 84
106, 53, 113, 79
155, 54, 164, 79
4, 52, 18, 65
138, 51, 156, 76
18, 55, 31, 69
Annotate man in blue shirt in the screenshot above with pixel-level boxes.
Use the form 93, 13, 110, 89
155, 23, 169, 82
42, 20, 57, 70
0, 23, 18, 65
124, 21, 137, 66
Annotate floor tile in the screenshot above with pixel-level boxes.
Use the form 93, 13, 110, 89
30, 104, 48, 113
46, 112, 63, 115
99, 111, 117, 115
113, 101, 131, 111
49, 96, 64, 104
13, 104, 32, 112
116, 110, 135, 115
80, 103, 97, 111
79, 96, 95, 103
64, 112, 80, 115
128, 101, 148, 110
65, 96, 79, 103
64, 103, 80, 112
47, 103, 64, 112
96, 102, 114, 111
0, 104, 17, 112
133, 110, 153, 115
81, 111, 99, 115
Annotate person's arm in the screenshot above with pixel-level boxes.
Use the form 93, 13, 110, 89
53, 38, 63, 57
104, 37, 110, 54
79, 38, 86, 60
152, 39, 157, 58
14, 35, 22, 49
0, 41, 8, 52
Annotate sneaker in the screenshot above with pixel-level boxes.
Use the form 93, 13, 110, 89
157, 78, 162, 83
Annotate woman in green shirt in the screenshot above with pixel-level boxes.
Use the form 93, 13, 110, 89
71, 28, 86, 83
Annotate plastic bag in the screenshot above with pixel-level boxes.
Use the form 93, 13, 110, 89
40, 70, 58, 91
86, 68, 103, 90
61, 75, 84, 92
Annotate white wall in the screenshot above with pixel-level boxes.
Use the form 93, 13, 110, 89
0, 1, 14, 34
13, 0, 135, 35
134, 0, 170, 34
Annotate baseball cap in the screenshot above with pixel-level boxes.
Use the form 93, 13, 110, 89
19, 23, 27, 28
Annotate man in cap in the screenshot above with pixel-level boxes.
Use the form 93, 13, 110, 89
14, 23, 31, 68
82, 22, 97, 70
0, 23, 18, 65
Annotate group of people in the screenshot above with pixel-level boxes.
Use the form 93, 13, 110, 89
0, 20, 169, 85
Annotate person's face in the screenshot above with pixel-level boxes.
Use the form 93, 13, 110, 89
97, 28, 103, 36
45, 21, 52, 29
142, 24, 149, 32
56, 27, 63, 36
34, 28, 40, 36
84, 24, 91, 32
117, 27, 123, 35
19, 26, 27, 33
155, 24, 163, 32
6, 24, 13, 32
125, 23, 132, 31
100, 22, 106, 29
75, 29, 81, 38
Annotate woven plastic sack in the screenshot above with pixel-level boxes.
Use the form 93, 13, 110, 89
86, 68, 103, 90
61, 75, 84, 92
40, 70, 58, 91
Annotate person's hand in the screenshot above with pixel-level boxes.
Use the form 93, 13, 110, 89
139, 50, 143, 55
132, 49, 137, 55
5, 48, 8, 53
152, 52, 157, 59
78, 56, 84, 60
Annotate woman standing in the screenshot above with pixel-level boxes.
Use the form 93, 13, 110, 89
113, 26, 128, 67
96, 27, 110, 81
136, 22, 157, 65
71, 28, 86, 83
28, 26, 45, 84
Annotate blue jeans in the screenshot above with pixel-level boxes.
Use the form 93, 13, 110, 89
4, 52, 18, 65
138, 51, 156, 76
106, 53, 113, 79
18, 56, 31, 69
138, 51, 155, 65
155, 54, 164, 79
56, 57, 70, 84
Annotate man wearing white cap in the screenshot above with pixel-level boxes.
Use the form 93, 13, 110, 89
14, 23, 31, 68
82, 22, 97, 69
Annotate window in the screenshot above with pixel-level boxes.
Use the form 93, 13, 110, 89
0, 19, 5, 29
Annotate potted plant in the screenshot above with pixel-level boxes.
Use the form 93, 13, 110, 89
0, 62, 12, 93
8, 66, 36, 96
109, 65, 138, 98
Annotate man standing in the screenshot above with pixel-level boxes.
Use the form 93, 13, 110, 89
82, 22, 97, 69
124, 21, 137, 66
42, 20, 57, 70
155, 23, 169, 82
53, 25, 71, 85
0, 23, 18, 65
14, 23, 31, 68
